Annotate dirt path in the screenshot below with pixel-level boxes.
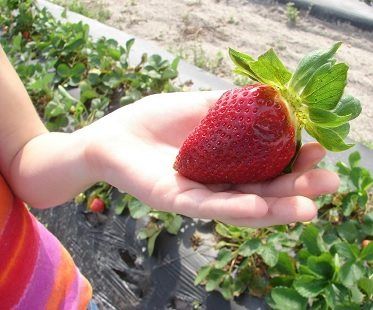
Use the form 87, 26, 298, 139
72, 0, 373, 145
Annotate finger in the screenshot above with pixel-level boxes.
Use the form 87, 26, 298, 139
293, 142, 326, 173
173, 188, 269, 219
195, 191, 268, 219
235, 168, 339, 199
291, 169, 340, 198
148, 174, 268, 220
220, 196, 317, 228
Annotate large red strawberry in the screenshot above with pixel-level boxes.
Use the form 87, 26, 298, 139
174, 42, 361, 184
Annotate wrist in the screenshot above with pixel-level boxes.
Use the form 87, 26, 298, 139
8, 131, 98, 208
75, 113, 135, 193
70, 129, 102, 186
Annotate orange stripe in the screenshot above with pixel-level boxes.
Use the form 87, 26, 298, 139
0, 175, 14, 234
46, 246, 77, 310
0, 204, 27, 284
78, 277, 93, 310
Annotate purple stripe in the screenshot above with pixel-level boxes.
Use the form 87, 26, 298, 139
16, 220, 61, 309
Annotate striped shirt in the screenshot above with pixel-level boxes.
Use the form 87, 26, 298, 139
0, 175, 92, 309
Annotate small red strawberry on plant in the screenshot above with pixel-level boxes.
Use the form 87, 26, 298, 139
22, 31, 30, 40
85, 182, 111, 213
174, 42, 361, 184
87, 196, 106, 213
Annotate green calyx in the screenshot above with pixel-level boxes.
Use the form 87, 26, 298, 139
229, 42, 362, 152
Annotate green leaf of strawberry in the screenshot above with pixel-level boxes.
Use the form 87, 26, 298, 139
289, 41, 342, 92
334, 95, 362, 121
308, 107, 351, 128
248, 49, 292, 86
301, 63, 348, 110
229, 48, 257, 80
305, 124, 353, 152
229, 47, 292, 87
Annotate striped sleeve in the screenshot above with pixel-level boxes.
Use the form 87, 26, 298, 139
0, 175, 92, 309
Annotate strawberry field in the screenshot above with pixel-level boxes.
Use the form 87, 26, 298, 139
1, 1, 372, 309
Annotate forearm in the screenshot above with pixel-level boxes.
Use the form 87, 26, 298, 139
0, 46, 98, 208
8, 131, 97, 209
0, 46, 47, 173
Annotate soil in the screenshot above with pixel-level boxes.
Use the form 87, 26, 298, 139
71, 0, 373, 145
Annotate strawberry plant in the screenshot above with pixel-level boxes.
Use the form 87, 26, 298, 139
0, 0, 180, 130
174, 43, 361, 184
114, 194, 183, 255
195, 152, 372, 308
286, 2, 299, 26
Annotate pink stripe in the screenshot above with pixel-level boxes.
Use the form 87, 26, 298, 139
16, 220, 61, 309
60, 268, 81, 309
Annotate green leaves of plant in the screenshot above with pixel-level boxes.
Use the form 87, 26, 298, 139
308, 107, 351, 128
270, 287, 307, 310
137, 212, 181, 256
289, 42, 342, 92
360, 242, 373, 261
29, 72, 55, 93
237, 238, 278, 266
298, 51, 360, 152
57, 62, 85, 79
337, 221, 359, 243
147, 229, 161, 257
333, 243, 359, 261
334, 152, 373, 216
215, 249, 234, 268
249, 49, 292, 86
307, 253, 335, 279
228, 48, 257, 80
229, 47, 291, 87
194, 265, 212, 286
301, 63, 348, 110
196, 152, 373, 306
300, 65, 360, 152
334, 95, 362, 121
194, 153, 372, 304
339, 261, 364, 288
358, 278, 373, 297
341, 193, 359, 216
215, 222, 255, 239
257, 243, 279, 267
300, 224, 326, 256
305, 123, 353, 152
293, 275, 328, 297
238, 238, 260, 256
362, 212, 373, 236
271, 252, 296, 276
2, 1, 180, 133
128, 198, 151, 219
205, 268, 226, 292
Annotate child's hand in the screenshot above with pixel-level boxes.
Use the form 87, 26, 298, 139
80, 91, 339, 227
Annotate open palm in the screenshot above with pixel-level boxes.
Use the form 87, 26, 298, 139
83, 91, 339, 227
